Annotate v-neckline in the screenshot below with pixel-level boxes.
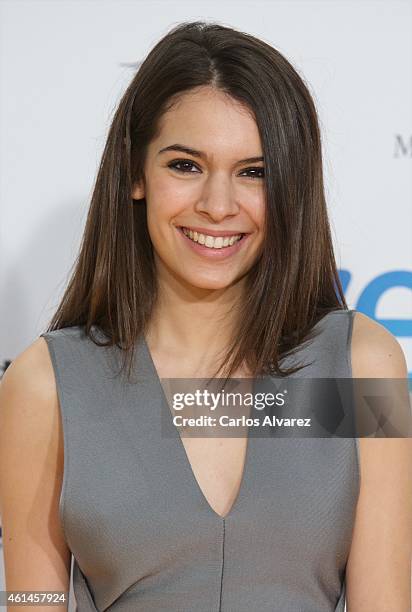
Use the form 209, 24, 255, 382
141, 333, 255, 522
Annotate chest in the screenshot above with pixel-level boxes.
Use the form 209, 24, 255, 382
152, 350, 256, 519
178, 435, 248, 518
63, 369, 360, 608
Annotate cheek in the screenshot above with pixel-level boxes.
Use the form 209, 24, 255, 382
145, 187, 175, 238
146, 180, 196, 228
145, 197, 179, 253
245, 194, 265, 230
150, 170, 199, 205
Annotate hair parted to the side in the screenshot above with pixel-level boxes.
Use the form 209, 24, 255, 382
43, 20, 347, 381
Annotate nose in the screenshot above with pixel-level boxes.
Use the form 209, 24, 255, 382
194, 172, 240, 222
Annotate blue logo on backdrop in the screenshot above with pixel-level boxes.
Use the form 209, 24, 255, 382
339, 270, 412, 379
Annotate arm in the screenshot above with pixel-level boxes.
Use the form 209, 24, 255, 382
0, 337, 71, 611
345, 312, 412, 611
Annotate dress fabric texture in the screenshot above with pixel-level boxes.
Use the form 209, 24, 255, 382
40, 308, 360, 612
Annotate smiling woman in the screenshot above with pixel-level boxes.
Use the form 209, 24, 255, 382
0, 19, 411, 612
131, 87, 266, 276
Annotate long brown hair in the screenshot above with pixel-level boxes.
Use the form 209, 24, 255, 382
44, 20, 347, 381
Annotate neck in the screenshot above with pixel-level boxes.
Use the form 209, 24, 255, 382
145, 269, 246, 371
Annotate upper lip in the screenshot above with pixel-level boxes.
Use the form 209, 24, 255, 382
178, 225, 248, 237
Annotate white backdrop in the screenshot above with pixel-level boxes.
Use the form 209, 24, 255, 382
0, 1, 411, 609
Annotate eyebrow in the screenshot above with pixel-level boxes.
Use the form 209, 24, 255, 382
157, 143, 264, 165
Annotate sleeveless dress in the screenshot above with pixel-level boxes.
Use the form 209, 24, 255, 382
40, 308, 360, 612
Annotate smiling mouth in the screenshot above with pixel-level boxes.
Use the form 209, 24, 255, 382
178, 226, 246, 250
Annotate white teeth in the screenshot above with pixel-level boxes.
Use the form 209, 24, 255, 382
181, 227, 243, 249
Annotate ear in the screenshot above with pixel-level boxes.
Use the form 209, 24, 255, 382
131, 180, 145, 200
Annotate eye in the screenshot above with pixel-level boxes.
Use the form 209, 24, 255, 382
167, 159, 265, 179
167, 159, 201, 173
239, 167, 265, 179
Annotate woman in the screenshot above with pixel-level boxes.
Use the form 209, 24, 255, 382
0, 20, 410, 612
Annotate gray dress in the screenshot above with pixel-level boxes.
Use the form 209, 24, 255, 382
40, 308, 360, 612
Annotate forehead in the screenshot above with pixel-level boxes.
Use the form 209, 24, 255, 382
152, 86, 262, 159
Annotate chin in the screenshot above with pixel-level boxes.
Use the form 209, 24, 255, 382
181, 274, 240, 291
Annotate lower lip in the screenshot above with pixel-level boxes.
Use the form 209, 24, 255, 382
176, 227, 250, 259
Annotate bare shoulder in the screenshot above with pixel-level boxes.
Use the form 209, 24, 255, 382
345, 312, 412, 610
351, 311, 408, 378
0, 336, 59, 433
0, 337, 70, 592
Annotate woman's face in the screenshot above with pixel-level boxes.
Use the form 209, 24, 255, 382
132, 85, 266, 292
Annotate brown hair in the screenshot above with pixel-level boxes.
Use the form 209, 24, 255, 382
44, 20, 347, 381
